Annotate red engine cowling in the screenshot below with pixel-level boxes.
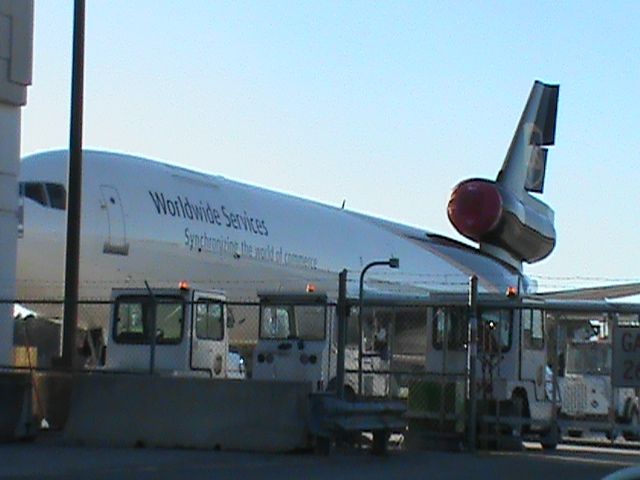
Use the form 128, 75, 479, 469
447, 179, 503, 241
447, 178, 555, 263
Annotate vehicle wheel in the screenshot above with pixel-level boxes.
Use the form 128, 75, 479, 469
372, 430, 389, 456
315, 436, 332, 455
327, 379, 356, 402
344, 386, 356, 403
623, 409, 640, 441
511, 393, 529, 437
540, 423, 560, 451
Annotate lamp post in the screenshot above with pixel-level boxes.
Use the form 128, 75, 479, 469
357, 257, 400, 395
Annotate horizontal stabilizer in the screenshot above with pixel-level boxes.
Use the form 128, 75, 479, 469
538, 282, 640, 301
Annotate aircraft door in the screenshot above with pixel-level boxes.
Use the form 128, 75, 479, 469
520, 309, 547, 401
190, 292, 227, 378
99, 185, 129, 255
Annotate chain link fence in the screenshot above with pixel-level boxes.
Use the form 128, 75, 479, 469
4, 299, 263, 374
348, 300, 640, 448
4, 294, 640, 449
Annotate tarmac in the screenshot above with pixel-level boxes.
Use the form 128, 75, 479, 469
1, 434, 639, 480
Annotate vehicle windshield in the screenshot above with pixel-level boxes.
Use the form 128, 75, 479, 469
260, 304, 325, 341
478, 309, 511, 353
565, 342, 611, 375
113, 296, 184, 345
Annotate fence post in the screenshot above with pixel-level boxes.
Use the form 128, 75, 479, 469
144, 281, 156, 375
608, 313, 616, 442
552, 311, 560, 433
439, 307, 449, 432
467, 275, 478, 451
336, 269, 348, 400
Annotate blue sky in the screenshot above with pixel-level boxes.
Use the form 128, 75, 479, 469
21, 1, 640, 291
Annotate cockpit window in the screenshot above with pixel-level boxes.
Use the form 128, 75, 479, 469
23, 182, 47, 207
46, 183, 66, 210
19, 182, 67, 210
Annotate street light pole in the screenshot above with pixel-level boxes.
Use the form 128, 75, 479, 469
357, 257, 399, 396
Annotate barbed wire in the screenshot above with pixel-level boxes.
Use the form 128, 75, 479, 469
5, 274, 640, 288
2, 272, 639, 303
526, 274, 640, 282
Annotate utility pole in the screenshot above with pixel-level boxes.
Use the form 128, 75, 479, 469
60, 0, 86, 368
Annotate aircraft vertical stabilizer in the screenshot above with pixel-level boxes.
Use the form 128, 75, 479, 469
447, 81, 559, 270
497, 80, 559, 194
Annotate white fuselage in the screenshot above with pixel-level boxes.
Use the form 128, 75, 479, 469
17, 150, 520, 326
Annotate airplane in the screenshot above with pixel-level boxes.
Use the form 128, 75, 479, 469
15, 80, 623, 330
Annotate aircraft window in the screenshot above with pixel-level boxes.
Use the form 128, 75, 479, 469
19, 182, 67, 210
45, 183, 67, 210
113, 296, 184, 345
432, 306, 467, 351
195, 301, 224, 340
23, 182, 47, 207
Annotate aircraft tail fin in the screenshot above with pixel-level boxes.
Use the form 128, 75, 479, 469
447, 81, 559, 269
497, 81, 559, 193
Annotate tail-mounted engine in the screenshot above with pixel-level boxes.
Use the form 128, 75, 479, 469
447, 178, 555, 264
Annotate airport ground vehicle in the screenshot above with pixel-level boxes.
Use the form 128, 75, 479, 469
104, 284, 244, 378
418, 294, 560, 448
559, 337, 639, 440
417, 296, 640, 449
251, 290, 405, 454
251, 291, 390, 398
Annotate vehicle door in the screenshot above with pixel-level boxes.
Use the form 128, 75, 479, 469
253, 304, 298, 381
190, 291, 227, 378
476, 308, 515, 397
520, 308, 547, 401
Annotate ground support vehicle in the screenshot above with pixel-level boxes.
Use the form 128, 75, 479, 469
251, 291, 405, 453
415, 294, 562, 450
105, 284, 243, 378
559, 338, 639, 441
251, 292, 391, 398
